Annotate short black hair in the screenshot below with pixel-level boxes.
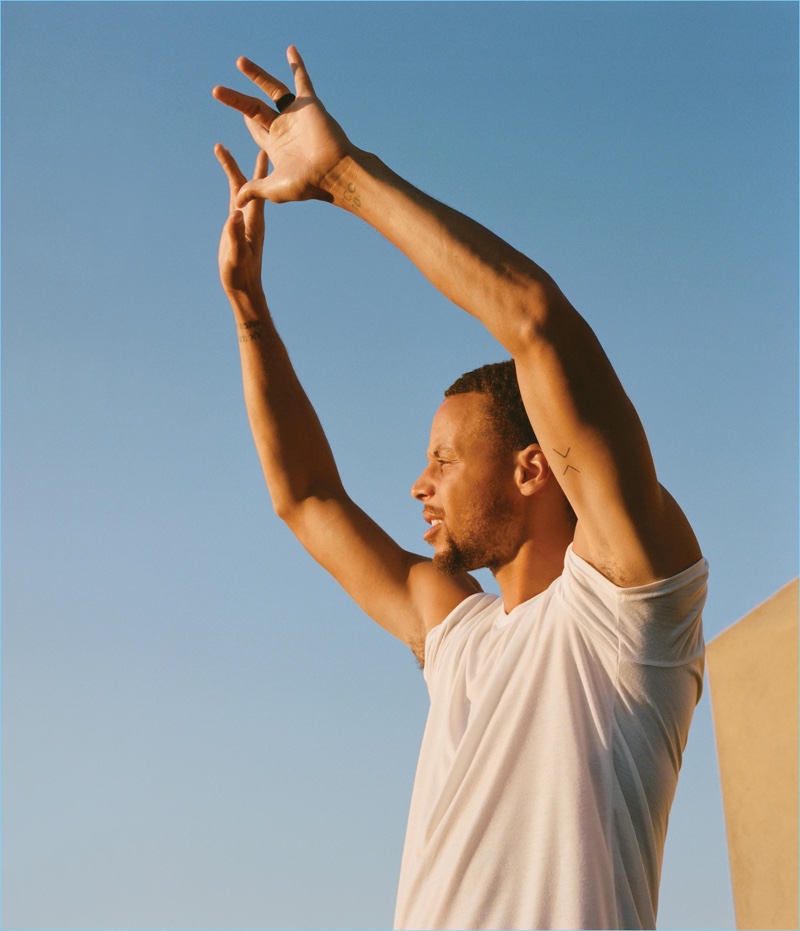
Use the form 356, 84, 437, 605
444, 360, 537, 452
446, 360, 577, 528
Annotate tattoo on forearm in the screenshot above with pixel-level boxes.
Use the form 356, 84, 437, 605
553, 446, 581, 476
238, 320, 263, 343
238, 320, 261, 343
342, 182, 361, 210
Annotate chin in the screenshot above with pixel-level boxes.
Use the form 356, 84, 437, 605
433, 545, 484, 577
432, 550, 462, 576
433, 532, 512, 576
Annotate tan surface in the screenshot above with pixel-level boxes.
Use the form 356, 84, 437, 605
706, 579, 798, 931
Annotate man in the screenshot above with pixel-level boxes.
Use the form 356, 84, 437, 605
213, 47, 707, 931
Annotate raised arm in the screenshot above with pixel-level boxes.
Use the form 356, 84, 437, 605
214, 144, 480, 657
214, 48, 701, 588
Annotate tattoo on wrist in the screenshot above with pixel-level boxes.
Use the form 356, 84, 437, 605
553, 446, 581, 476
237, 321, 263, 344
342, 182, 361, 210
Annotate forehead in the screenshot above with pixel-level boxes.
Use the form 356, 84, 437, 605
428, 392, 496, 451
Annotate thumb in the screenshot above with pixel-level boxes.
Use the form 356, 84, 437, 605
236, 177, 276, 207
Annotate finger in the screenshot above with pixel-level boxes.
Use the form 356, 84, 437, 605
237, 56, 296, 108
213, 84, 277, 131
225, 210, 247, 263
244, 150, 270, 231
214, 142, 247, 184
287, 46, 316, 97
214, 143, 247, 213
236, 178, 274, 208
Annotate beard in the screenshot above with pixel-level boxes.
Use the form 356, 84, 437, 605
432, 491, 516, 576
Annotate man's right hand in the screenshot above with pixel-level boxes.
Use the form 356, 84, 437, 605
214, 145, 268, 297
213, 46, 355, 207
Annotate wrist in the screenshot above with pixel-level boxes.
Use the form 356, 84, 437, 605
225, 284, 269, 321
319, 147, 379, 212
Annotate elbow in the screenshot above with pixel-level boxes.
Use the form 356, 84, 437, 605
271, 482, 344, 528
268, 481, 304, 524
272, 490, 311, 527
272, 496, 297, 524
508, 279, 584, 356
506, 278, 558, 353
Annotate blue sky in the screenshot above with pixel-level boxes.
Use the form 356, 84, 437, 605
3, 2, 797, 929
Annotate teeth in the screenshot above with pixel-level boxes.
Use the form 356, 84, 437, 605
432, 519, 442, 526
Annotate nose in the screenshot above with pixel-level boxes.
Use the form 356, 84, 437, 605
410, 464, 435, 501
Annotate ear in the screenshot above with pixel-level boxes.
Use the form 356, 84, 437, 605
514, 445, 551, 497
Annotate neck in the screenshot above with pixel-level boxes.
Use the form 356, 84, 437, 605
492, 524, 574, 613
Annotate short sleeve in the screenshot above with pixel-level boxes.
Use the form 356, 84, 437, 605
562, 545, 708, 667
422, 593, 500, 686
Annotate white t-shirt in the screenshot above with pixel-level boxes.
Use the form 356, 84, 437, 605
394, 545, 708, 931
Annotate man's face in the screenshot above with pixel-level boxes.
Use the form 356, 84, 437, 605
411, 392, 520, 575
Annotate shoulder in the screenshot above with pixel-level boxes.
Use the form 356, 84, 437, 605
421, 591, 500, 670
561, 543, 708, 664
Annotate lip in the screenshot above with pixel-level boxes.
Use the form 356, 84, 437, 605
423, 523, 442, 543
422, 511, 444, 543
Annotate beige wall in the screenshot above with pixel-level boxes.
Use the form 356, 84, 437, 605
706, 579, 798, 931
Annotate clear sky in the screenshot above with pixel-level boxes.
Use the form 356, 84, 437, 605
3, 2, 797, 929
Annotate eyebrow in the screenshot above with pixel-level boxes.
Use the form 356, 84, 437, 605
428, 445, 457, 459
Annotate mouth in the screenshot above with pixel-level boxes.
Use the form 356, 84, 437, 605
422, 511, 444, 543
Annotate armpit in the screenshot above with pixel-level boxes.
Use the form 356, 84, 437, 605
408, 636, 425, 670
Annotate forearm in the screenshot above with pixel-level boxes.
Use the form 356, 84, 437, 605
219, 51, 576, 353
321, 150, 576, 354
227, 286, 344, 518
